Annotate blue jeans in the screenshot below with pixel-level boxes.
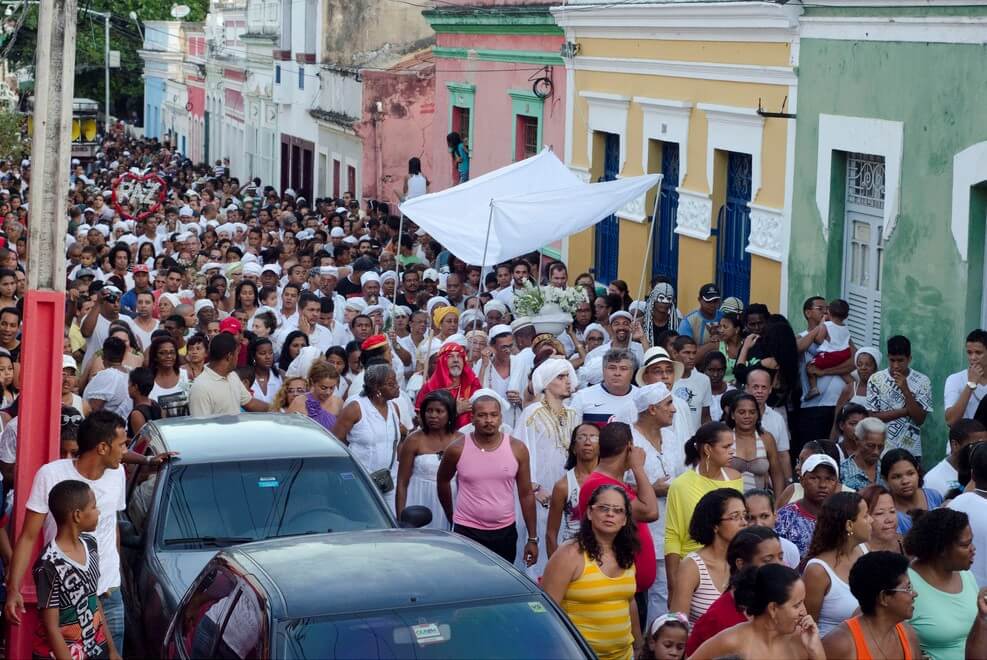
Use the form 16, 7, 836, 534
100, 587, 125, 655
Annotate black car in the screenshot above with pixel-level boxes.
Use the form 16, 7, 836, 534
163, 529, 593, 659
120, 413, 430, 657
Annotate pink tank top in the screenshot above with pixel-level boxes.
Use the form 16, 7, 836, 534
453, 433, 519, 530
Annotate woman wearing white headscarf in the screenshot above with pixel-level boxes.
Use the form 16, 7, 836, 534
512, 357, 579, 580
833, 346, 881, 414
630, 382, 677, 623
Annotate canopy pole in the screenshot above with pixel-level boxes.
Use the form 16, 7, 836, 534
393, 211, 405, 309
634, 176, 664, 320
478, 202, 494, 294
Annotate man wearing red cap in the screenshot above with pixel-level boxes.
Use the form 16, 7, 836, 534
219, 316, 251, 367
415, 342, 481, 429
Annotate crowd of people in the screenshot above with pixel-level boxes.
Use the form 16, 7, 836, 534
0, 127, 985, 658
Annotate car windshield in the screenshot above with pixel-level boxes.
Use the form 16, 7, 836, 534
280, 597, 587, 659
159, 458, 391, 548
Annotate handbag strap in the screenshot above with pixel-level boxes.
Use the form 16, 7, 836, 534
386, 401, 399, 471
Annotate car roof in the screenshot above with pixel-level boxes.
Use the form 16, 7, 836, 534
223, 529, 540, 619
146, 413, 350, 464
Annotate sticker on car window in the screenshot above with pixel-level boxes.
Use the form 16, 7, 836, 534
340, 472, 354, 480
257, 477, 279, 488
412, 623, 445, 645
528, 601, 546, 613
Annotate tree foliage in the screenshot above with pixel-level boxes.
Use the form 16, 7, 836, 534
0, 109, 27, 162
4, 0, 208, 118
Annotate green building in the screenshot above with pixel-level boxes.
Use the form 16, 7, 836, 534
787, 1, 987, 463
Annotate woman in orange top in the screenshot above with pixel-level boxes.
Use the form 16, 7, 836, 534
822, 550, 921, 660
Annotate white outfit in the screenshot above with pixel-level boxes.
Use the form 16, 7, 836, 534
948, 492, 987, 587
761, 405, 790, 453
666, 394, 698, 477
149, 370, 190, 405
123, 316, 158, 353
805, 558, 861, 637
474, 356, 527, 429
26, 459, 126, 593
781, 536, 800, 569
347, 397, 401, 509
406, 173, 427, 199
513, 401, 578, 580
83, 367, 133, 418
818, 320, 851, 353
628, 424, 672, 620
673, 370, 712, 430
925, 459, 959, 498
251, 370, 282, 405
560, 470, 582, 543
404, 452, 452, 530
944, 369, 987, 453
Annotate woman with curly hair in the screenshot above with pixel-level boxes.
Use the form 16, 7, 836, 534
544, 483, 643, 660
905, 508, 978, 660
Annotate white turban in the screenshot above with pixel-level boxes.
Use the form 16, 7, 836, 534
633, 382, 672, 413
856, 346, 882, 369
484, 299, 509, 316
360, 271, 381, 286
158, 292, 180, 308
583, 322, 610, 343
531, 357, 577, 396
470, 388, 509, 416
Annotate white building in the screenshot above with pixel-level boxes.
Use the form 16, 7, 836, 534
137, 20, 184, 141
204, 0, 248, 179
241, 0, 279, 188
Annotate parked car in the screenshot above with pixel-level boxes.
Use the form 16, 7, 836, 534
121, 413, 430, 658
163, 529, 594, 659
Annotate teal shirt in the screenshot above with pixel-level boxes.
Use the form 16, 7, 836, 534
908, 567, 978, 660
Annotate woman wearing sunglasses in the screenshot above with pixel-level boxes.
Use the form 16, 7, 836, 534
543, 483, 642, 660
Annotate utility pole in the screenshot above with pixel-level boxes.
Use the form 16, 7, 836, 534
104, 11, 109, 123
7, 0, 76, 656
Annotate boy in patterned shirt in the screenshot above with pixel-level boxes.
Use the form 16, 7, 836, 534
32, 480, 119, 660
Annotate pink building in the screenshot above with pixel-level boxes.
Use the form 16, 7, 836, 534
424, 3, 567, 191
356, 51, 436, 204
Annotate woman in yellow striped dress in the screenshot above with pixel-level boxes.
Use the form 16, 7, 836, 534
543, 484, 643, 660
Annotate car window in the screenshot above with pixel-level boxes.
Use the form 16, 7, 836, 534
215, 580, 266, 659
158, 457, 391, 548
281, 597, 587, 659
178, 566, 238, 658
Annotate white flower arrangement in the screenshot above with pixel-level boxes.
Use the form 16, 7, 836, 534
513, 283, 588, 317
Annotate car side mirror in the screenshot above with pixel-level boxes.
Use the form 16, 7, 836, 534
398, 505, 432, 529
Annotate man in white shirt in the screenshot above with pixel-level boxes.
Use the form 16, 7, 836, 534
926, 419, 987, 497
944, 329, 987, 449
4, 411, 129, 651
670, 335, 712, 428
746, 366, 792, 483
570, 349, 638, 428
586, 310, 645, 367
947, 444, 987, 587
274, 292, 335, 353
83, 336, 133, 419
80, 286, 122, 372
634, 346, 693, 475
189, 332, 269, 416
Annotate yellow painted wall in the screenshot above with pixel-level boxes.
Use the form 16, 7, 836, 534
569, 36, 793, 309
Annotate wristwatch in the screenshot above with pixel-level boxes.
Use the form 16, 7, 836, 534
968, 381, 978, 390
527, 537, 540, 544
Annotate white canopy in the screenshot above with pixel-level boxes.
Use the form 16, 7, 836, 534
399, 149, 661, 266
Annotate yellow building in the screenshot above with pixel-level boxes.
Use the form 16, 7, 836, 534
552, 1, 800, 312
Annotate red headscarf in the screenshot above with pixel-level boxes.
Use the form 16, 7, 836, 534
415, 342, 482, 429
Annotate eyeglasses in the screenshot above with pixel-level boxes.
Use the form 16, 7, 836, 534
592, 504, 626, 516
884, 585, 916, 595
575, 433, 599, 443
720, 512, 750, 523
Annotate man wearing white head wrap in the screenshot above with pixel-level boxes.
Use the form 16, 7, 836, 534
473, 324, 527, 429
629, 381, 676, 620
512, 356, 579, 579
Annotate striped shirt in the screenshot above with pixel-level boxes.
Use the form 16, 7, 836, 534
686, 551, 724, 624
561, 553, 636, 660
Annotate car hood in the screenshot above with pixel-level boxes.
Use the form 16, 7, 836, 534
155, 549, 218, 605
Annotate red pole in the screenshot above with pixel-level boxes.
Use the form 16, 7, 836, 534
6, 292, 63, 658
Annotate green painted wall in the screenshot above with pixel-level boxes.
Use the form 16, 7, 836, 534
788, 37, 987, 464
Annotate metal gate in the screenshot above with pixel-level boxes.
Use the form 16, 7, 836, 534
594, 133, 620, 284
843, 153, 885, 347
716, 152, 753, 303
652, 142, 680, 288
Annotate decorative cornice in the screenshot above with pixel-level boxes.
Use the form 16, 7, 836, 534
551, 1, 801, 43
747, 203, 785, 262
432, 46, 563, 66
800, 15, 987, 44
674, 188, 713, 241
424, 6, 563, 36
573, 56, 796, 87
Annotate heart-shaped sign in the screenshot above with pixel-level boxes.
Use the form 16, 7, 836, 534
112, 172, 167, 221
